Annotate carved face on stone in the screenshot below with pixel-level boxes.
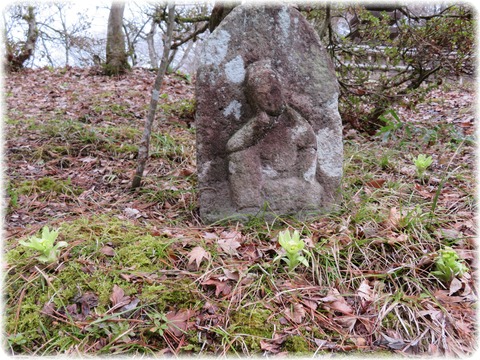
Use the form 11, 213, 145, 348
246, 61, 285, 116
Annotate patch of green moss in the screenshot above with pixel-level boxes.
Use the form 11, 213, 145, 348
159, 98, 196, 120
5, 116, 20, 125
28, 145, 73, 163
16, 176, 84, 197
62, 215, 148, 248
103, 142, 138, 155
114, 235, 176, 271
284, 335, 311, 353
5, 180, 19, 211
140, 279, 200, 311
4, 272, 55, 350
181, 332, 203, 353
48, 260, 140, 312
93, 126, 141, 155
37, 118, 101, 145
228, 307, 274, 352
49, 145, 70, 155
138, 188, 183, 204
4, 214, 205, 353
150, 132, 189, 162
91, 103, 131, 118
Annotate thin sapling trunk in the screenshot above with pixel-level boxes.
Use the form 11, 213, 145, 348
131, 3, 176, 189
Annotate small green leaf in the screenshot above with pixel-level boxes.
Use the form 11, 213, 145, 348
433, 247, 468, 283
276, 229, 310, 272
298, 256, 309, 268
19, 226, 65, 264
413, 154, 433, 179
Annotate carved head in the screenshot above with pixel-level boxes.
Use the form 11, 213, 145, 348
245, 60, 286, 116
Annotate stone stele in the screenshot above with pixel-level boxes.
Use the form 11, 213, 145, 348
195, 4, 343, 223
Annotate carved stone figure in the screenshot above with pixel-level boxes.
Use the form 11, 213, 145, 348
226, 60, 323, 212
196, 5, 343, 223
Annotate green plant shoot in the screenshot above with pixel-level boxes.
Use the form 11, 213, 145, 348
274, 229, 310, 272
413, 154, 433, 180
149, 313, 169, 336
432, 247, 468, 284
19, 226, 67, 264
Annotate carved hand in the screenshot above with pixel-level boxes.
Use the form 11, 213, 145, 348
226, 112, 274, 153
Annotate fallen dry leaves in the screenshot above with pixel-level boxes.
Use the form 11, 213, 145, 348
217, 230, 242, 256
319, 288, 354, 315
4, 68, 477, 356
201, 278, 232, 298
285, 303, 306, 324
165, 309, 196, 337
187, 246, 211, 269
4, 67, 196, 234
109, 284, 132, 311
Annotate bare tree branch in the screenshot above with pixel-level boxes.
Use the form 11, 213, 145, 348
171, 22, 209, 50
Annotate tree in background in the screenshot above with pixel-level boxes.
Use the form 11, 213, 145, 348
121, 2, 156, 67
4, 5, 38, 72
148, 3, 211, 71
118, 2, 212, 71
36, 3, 96, 67
3, 1, 214, 72
105, 1, 129, 75
4, 3, 101, 69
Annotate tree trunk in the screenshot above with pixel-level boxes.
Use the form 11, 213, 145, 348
123, 23, 136, 67
172, 39, 194, 72
131, 3, 176, 189
105, 1, 129, 75
146, 19, 159, 68
322, 5, 331, 40
209, 2, 239, 32
6, 6, 38, 72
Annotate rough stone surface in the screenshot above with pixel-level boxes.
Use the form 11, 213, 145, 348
196, 4, 343, 223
